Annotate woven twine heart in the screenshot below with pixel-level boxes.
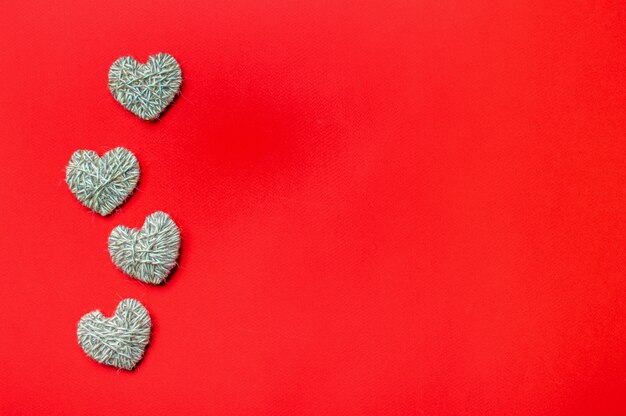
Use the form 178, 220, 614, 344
65, 147, 140, 216
77, 298, 151, 370
109, 212, 181, 284
108, 53, 182, 120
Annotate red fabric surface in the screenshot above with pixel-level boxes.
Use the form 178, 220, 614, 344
1, 1, 626, 415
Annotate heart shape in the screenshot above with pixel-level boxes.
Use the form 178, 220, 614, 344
65, 147, 140, 216
77, 298, 151, 370
109, 212, 181, 284
108, 53, 182, 120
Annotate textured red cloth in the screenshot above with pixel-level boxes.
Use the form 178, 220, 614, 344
1, 1, 626, 415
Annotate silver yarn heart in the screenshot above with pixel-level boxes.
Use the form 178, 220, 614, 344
77, 298, 151, 371
65, 147, 140, 216
109, 212, 181, 284
108, 53, 182, 121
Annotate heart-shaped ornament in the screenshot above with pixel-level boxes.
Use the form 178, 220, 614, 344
109, 212, 181, 284
108, 53, 182, 120
65, 147, 140, 216
77, 298, 151, 370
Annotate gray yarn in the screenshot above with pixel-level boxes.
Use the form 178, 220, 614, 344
77, 298, 151, 371
108, 211, 181, 284
65, 147, 140, 216
108, 53, 182, 121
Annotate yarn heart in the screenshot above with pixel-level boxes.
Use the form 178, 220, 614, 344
65, 147, 140, 216
108, 53, 182, 120
77, 298, 151, 370
109, 212, 181, 284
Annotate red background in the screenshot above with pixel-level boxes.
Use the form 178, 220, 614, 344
1, 1, 626, 414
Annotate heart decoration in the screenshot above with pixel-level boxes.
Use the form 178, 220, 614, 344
109, 211, 181, 284
65, 147, 140, 216
77, 298, 151, 370
108, 53, 182, 120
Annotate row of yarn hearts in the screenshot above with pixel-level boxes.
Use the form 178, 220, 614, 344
71, 53, 184, 370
